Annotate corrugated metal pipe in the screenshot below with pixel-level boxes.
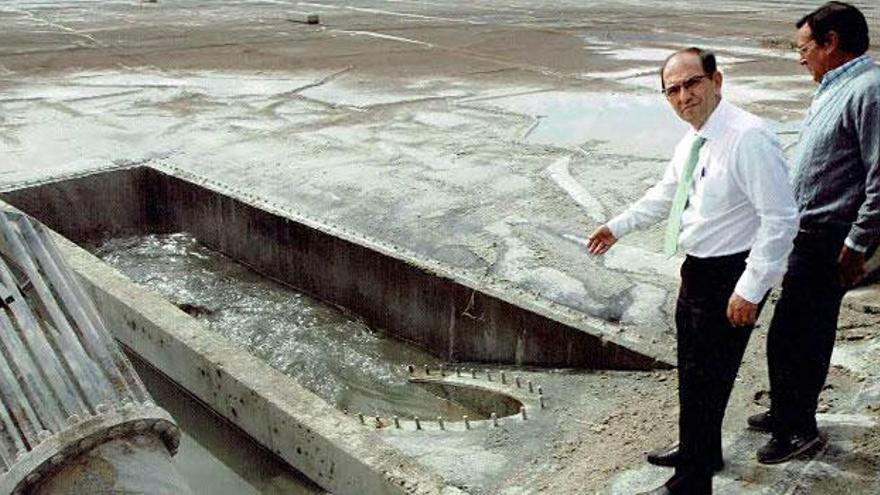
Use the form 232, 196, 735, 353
0, 210, 191, 495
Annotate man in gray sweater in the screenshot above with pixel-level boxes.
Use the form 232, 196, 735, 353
748, 1, 880, 464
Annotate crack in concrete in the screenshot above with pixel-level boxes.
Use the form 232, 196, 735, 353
0, 5, 107, 48
302, 2, 478, 24
330, 29, 435, 47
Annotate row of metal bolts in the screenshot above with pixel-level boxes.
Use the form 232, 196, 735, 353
345, 364, 548, 430
354, 406, 533, 430
409, 364, 544, 395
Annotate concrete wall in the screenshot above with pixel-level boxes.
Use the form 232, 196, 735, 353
0, 168, 170, 247
1, 166, 668, 370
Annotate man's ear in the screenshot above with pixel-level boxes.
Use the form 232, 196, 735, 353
713, 70, 723, 90
824, 30, 841, 53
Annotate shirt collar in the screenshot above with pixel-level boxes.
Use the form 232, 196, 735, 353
694, 98, 729, 142
816, 54, 875, 97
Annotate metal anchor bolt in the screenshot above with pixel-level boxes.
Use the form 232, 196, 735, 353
540, 396, 546, 409
424, 364, 430, 375
463, 415, 470, 430
407, 365, 415, 375
501, 371, 507, 384
486, 370, 492, 381
528, 381, 534, 393
358, 413, 365, 425
440, 364, 446, 377
456, 367, 461, 377
491, 412, 498, 427
471, 368, 477, 379
521, 407, 528, 420
415, 417, 422, 430
515, 376, 522, 388
394, 416, 400, 429
438, 417, 445, 430
538, 386, 543, 396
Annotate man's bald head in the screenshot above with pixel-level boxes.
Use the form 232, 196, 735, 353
659, 48, 717, 90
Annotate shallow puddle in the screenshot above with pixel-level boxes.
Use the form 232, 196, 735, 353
479, 90, 687, 158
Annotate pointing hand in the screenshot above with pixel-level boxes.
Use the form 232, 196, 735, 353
587, 225, 617, 256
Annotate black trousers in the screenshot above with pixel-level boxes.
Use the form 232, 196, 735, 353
674, 251, 756, 487
767, 229, 848, 437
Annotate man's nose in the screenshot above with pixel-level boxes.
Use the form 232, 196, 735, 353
679, 85, 696, 102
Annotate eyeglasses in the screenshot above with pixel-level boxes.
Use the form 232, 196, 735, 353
796, 39, 816, 56
661, 74, 710, 98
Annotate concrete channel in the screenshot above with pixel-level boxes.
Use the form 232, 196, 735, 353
0, 165, 666, 371
0, 165, 665, 494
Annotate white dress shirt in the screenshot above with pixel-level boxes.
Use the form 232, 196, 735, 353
607, 99, 798, 304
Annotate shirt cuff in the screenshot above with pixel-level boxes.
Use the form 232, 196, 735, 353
606, 214, 632, 240
733, 270, 768, 305
844, 237, 867, 253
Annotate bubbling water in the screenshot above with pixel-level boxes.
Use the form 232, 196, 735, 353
96, 233, 479, 421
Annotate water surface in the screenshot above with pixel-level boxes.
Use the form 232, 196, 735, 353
97, 233, 479, 421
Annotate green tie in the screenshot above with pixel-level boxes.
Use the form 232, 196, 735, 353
664, 136, 706, 258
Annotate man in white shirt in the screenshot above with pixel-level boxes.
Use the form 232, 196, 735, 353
587, 48, 798, 494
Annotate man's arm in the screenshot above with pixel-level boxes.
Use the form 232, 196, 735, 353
588, 150, 683, 255
729, 128, 799, 325
840, 96, 880, 286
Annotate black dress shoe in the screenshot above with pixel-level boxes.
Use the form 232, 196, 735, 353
747, 410, 777, 433
636, 474, 712, 495
646, 443, 724, 472
757, 433, 825, 464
